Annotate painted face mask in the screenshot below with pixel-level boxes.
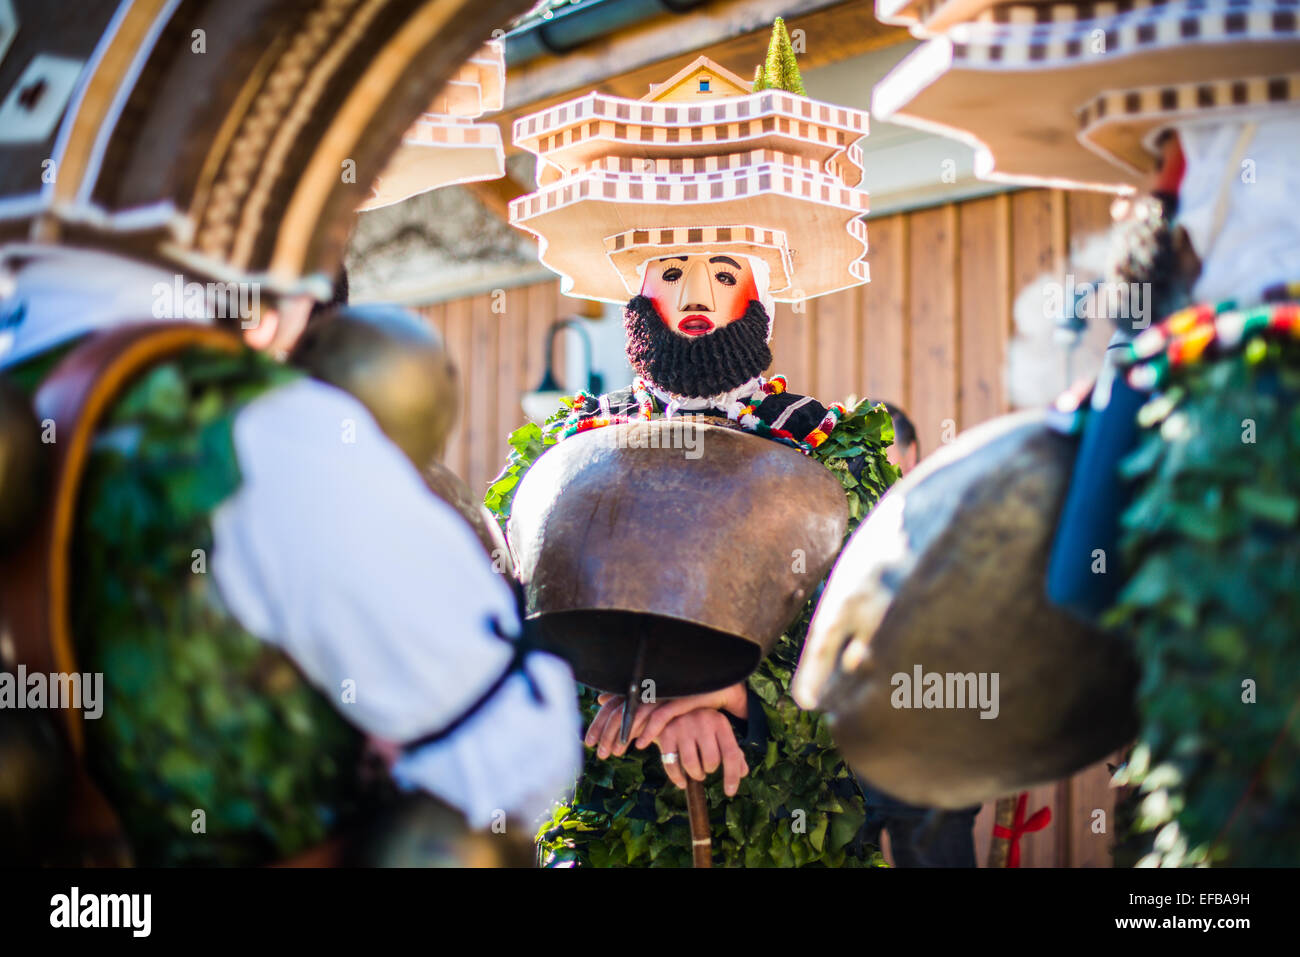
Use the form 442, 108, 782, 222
639, 254, 760, 337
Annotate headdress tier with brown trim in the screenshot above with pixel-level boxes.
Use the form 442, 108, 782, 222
360, 40, 507, 211
509, 55, 871, 304
873, 0, 1300, 191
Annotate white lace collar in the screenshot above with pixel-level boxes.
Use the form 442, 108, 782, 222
641, 374, 768, 420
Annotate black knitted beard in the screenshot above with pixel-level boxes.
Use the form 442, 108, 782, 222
623, 295, 773, 398
1108, 191, 1201, 337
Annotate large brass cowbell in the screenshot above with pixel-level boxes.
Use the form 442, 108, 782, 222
508, 418, 849, 696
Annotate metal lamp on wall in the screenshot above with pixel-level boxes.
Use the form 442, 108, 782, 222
521, 317, 603, 423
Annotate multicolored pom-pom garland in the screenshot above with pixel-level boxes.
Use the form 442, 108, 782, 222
735, 376, 848, 451
1122, 299, 1299, 391
555, 374, 846, 452
556, 379, 657, 438
805, 404, 848, 450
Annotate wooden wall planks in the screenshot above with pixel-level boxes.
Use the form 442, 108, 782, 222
860, 213, 908, 412
907, 203, 960, 454
417, 280, 568, 495
958, 193, 1012, 430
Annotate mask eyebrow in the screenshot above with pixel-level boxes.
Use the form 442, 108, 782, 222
658, 256, 688, 263
709, 256, 742, 269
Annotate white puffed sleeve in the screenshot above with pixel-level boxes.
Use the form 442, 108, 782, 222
210, 377, 581, 826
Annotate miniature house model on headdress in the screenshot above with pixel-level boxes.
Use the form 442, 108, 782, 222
873, 0, 1300, 192
361, 40, 507, 210
508, 31, 871, 305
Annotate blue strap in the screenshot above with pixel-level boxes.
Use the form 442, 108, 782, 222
1046, 366, 1146, 622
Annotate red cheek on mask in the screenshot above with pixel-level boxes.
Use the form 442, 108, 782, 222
646, 291, 675, 326
709, 273, 759, 324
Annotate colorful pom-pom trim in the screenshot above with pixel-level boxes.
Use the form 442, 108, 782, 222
554, 373, 845, 453
1121, 299, 1299, 391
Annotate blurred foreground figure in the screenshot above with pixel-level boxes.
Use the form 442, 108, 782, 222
0, 0, 572, 866
796, 0, 1300, 865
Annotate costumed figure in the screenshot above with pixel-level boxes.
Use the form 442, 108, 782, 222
0, 0, 577, 867
492, 21, 899, 867
794, 0, 1300, 866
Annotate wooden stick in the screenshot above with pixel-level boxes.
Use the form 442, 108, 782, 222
686, 778, 712, 868
987, 794, 1017, 868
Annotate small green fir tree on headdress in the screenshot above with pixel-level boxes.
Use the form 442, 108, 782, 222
752, 17, 806, 95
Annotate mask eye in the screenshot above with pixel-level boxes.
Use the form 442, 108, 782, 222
714, 271, 736, 286
661, 267, 682, 283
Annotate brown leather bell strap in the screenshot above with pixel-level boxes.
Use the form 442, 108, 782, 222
0, 321, 241, 755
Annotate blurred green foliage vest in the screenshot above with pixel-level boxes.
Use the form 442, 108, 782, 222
7, 339, 373, 865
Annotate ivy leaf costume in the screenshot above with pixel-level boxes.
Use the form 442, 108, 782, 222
6, 344, 378, 866
1106, 301, 1300, 867
486, 382, 900, 867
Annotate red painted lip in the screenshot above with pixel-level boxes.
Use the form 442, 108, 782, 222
678, 315, 714, 336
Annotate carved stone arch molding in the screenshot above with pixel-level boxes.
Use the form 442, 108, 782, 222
0, 0, 532, 291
